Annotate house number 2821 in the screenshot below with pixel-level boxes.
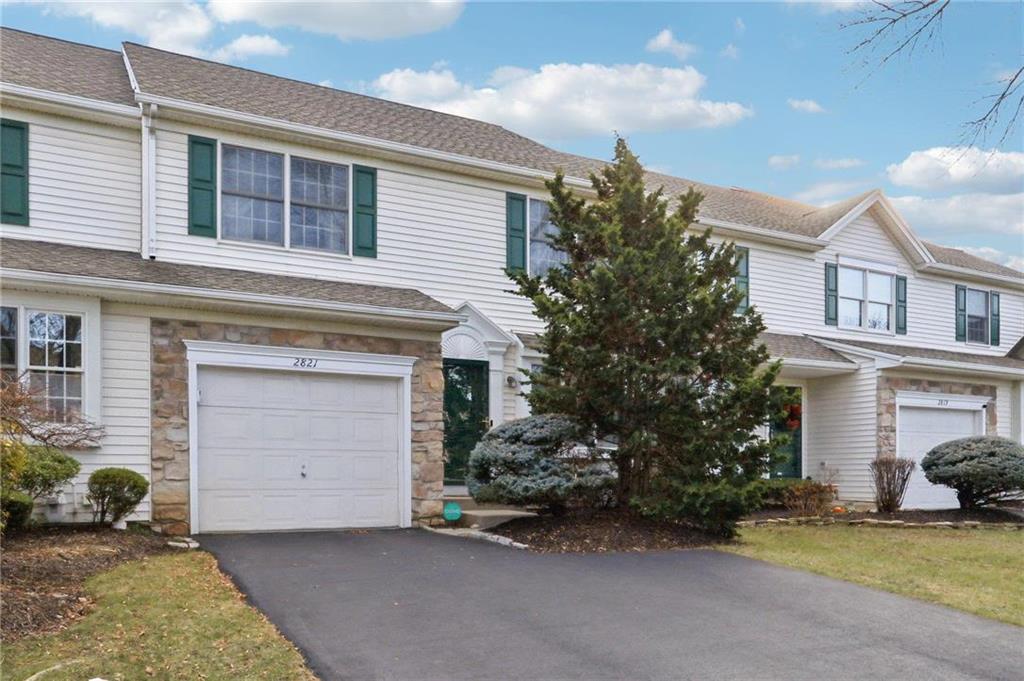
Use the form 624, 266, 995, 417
293, 357, 319, 368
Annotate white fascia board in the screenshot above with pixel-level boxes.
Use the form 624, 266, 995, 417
817, 191, 934, 265
917, 262, 1024, 292
695, 218, 828, 251
0, 82, 140, 119
773, 357, 857, 373
812, 337, 1024, 379
0, 268, 465, 328
134, 92, 594, 191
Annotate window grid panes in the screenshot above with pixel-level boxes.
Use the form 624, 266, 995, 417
27, 312, 83, 420
290, 157, 349, 253
838, 266, 893, 331
529, 199, 568, 277
1, 306, 17, 383
221, 145, 284, 246
966, 289, 989, 344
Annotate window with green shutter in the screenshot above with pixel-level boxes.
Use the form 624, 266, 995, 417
954, 285, 967, 341
506, 193, 526, 272
824, 262, 838, 325
352, 165, 377, 258
735, 246, 750, 312
990, 291, 1000, 346
1, 119, 29, 226
188, 135, 217, 237
895, 275, 907, 335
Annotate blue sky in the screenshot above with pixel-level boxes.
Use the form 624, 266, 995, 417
3, 1, 1022, 269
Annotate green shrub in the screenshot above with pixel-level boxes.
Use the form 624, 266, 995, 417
1, 490, 34, 533
921, 436, 1024, 508
783, 480, 836, 516
755, 477, 807, 509
19, 445, 81, 500
634, 479, 763, 538
1, 439, 28, 494
467, 415, 614, 512
87, 468, 148, 524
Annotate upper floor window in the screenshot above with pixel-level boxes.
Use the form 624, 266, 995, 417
735, 247, 750, 312
838, 265, 893, 332
529, 199, 568, 277
222, 145, 284, 246
1, 306, 17, 382
966, 288, 989, 344
290, 156, 349, 253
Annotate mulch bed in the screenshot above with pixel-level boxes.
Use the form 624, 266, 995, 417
491, 510, 724, 553
1, 525, 173, 641
745, 507, 1022, 523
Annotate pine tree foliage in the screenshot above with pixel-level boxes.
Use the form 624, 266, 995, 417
510, 138, 783, 507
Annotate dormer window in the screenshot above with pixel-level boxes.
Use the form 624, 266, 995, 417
838, 265, 894, 332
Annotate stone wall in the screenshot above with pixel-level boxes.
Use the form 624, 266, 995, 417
150, 318, 444, 534
876, 375, 997, 459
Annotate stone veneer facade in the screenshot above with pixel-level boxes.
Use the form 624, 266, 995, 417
149, 318, 444, 535
876, 375, 997, 459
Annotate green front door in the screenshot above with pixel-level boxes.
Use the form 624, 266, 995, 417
443, 359, 490, 485
770, 386, 803, 479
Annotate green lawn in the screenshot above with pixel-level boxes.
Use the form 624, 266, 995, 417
724, 525, 1024, 627
2, 552, 316, 681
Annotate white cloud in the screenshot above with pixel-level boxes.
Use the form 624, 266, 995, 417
207, 0, 464, 40
720, 43, 740, 60
769, 154, 800, 170
793, 180, 869, 204
734, 17, 746, 34
815, 157, 865, 169
886, 147, 1024, 194
371, 63, 753, 139
210, 34, 289, 62
787, 98, 826, 114
952, 245, 1024, 272
645, 29, 698, 62
785, 0, 868, 13
890, 193, 1024, 236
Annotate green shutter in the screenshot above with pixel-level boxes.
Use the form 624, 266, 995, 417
353, 165, 377, 258
895, 275, 908, 335
824, 262, 838, 326
187, 135, 217, 237
1, 119, 29, 226
990, 291, 1000, 346
506, 193, 527, 272
735, 246, 750, 312
955, 285, 967, 342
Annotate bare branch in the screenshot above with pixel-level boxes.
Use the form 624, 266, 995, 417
0, 373, 105, 449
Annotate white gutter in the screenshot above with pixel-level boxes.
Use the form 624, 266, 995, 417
134, 92, 595, 191
0, 82, 140, 118
0, 268, 465, 327
918, 262, 1024, 291
773, 357, 857, 372
812, 338, 1024, 379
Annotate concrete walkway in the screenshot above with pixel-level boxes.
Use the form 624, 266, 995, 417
201, 529, 1023, 681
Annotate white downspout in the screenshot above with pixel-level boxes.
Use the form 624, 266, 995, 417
140, 103, 158, 259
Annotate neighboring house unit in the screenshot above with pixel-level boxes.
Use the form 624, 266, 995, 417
0, 28, 1021, 533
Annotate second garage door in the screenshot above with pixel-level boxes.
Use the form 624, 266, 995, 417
898, 405, 982, 510
196, 366, 402, 532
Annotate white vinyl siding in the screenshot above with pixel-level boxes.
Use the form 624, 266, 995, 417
0, 107, 141, 252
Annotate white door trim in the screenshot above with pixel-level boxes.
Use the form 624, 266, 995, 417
184, 340, 416, 533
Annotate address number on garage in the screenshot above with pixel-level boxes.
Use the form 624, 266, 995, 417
293, 357, 320, 368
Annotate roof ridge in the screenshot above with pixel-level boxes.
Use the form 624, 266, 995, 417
122, 40, 544, 139
1, 26, 121, 56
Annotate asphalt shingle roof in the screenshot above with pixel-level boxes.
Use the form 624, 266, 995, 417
0, 238, 454, 315
815, 336, 1024, 370
760, 333, 854, 364
2, 29, 1019, 282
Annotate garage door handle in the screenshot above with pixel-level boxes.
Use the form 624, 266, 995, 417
301, 464, 307, 479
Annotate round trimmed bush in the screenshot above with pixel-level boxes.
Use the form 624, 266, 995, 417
467, 414, 614, 512
87, 467, 149, 524
1, 490, 35, 533
20, 445, 81, 500
921, 436, 1024, 509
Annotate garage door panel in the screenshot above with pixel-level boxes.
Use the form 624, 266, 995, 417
899, 405, 981, 510
197, 365, 403, 532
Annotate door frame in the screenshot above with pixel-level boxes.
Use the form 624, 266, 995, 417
771, 379, 808, 479
442, 357, 490, 485
184, 340, 417, 533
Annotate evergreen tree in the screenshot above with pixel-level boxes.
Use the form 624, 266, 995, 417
511, 138, 783, 511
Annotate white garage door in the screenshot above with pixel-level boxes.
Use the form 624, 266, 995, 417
899, 406, 982, 510
197, 366, 402, 532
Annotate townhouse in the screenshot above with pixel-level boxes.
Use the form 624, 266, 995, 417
1, 28, 1021, 533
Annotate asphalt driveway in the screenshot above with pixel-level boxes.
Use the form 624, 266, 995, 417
201, 529, 1022, 681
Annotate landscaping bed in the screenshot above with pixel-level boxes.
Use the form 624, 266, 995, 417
490, 510, 724, 553
745, 506, 1022, 524
1, 525, 172, 640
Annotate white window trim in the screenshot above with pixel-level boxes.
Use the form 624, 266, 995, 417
837, 262, 897, 336
216, 140, 356, 259
0, 292, 102, 424
183, 340, 416, 533
964, 287, 991, 347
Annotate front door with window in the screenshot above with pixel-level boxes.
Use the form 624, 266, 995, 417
442, 359, 489, 486
770, 386, 803, 478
